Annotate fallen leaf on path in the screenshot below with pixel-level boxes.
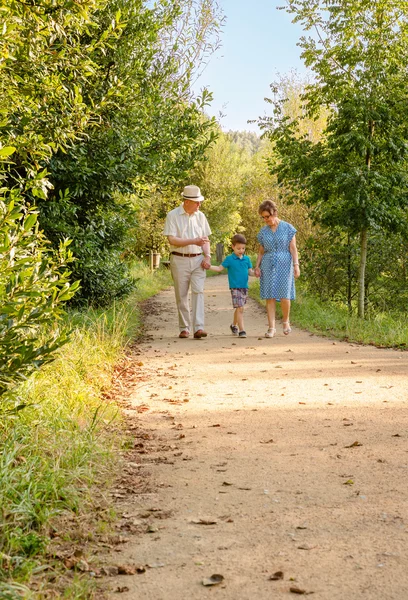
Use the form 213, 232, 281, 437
260, 439, 274, 444
202, 574, 224, 586
190, 518, 217, 525
115, 587, 129, 593
299, 402, 306, 405
297, 544, 315, 550
392, 433, 401, 437
237, 487, 252, 491
210, 424, 221, 427
345, 441, 362, 448
222, 481, 233, 486
117, 565, 143, 575
343, 479, 354, 485
269, 571, 284, 580
290, 586, 311, 595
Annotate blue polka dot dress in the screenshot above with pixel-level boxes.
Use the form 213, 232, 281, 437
257, 221, 297, 300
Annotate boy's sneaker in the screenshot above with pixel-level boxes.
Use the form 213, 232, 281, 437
230, 324, 239, 335
238, 330, 247, 338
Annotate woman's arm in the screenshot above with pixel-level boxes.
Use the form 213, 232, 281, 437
254, 245, 264, 277
289, 235, 300, 279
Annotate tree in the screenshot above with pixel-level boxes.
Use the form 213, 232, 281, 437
190, 131, 252, 247
39, 0, 221, 302
262, 0, 408, 317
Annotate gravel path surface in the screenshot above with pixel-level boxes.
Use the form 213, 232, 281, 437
105, 274, 408, 600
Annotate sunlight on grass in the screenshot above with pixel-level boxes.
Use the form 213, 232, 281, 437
0, 260, 172, 593
249, 280, 408, 349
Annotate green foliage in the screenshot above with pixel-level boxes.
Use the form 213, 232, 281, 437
39, 0, 221, 302
0, 192, 79, 408
263, 1, 408, 317
191, 131, 252, 245
1, 0, 222, 305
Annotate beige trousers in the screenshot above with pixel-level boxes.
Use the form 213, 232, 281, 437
170, 254, 206, 333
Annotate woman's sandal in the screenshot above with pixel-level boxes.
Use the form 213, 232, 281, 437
265, 327, 276, 338
282, 321, 292, 335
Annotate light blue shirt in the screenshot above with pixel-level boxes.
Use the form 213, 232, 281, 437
221, 254, 252, 289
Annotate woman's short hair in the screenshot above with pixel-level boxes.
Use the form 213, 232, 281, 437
231, 233, 247, 245
259, 200, 277, 215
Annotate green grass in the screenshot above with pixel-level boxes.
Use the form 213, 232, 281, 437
249, 279, 408, 349
0, 260, 172, 597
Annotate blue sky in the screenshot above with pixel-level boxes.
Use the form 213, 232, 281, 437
193, 0, 308, 132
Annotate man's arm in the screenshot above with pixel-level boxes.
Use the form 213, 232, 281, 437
167, 235, 209, 248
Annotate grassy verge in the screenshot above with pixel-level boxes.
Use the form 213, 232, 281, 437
249, 280, 408, 349
0, 261, 172, 598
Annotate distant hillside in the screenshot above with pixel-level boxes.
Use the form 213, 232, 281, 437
226, 130, 262, 155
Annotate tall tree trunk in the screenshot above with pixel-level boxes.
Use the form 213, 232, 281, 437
347, 232, 352, 315
358, 228, 368, 318
358, 119, 374, 318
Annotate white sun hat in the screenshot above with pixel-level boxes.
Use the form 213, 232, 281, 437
181, 185, 204, 202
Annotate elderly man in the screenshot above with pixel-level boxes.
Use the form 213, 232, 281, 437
163, 185, 211, 339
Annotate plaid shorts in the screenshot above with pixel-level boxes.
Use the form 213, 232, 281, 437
230, 287, 248, 308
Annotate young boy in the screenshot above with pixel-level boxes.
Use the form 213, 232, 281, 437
209, 234, 254, 338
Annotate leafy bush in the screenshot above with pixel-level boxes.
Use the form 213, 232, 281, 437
0, 191, 79, 410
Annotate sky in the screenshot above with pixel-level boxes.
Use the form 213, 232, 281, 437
193, 0, 308, 133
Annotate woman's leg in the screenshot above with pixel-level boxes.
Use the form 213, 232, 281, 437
280, 298, 291, 324
266, 299, 276, 328
281, 298, 292, 333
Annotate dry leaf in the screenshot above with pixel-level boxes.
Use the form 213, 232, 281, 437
290, 586, 307, 595
190, 518, 217, 525
345, 441, 362, 448
202, 574, 224, 586
269, 571, 284, 580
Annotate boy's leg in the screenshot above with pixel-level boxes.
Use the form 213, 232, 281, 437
236, 306, 244, 331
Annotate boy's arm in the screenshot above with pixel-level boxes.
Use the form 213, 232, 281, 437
248, 268, 255, 276
209, 265, 225, 273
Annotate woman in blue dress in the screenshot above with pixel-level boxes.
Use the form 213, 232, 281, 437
254, 200, 300, 338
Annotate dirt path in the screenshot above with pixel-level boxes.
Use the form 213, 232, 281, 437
105, 274, 408, 600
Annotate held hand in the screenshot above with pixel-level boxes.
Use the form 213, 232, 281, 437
201, 257, 211, 270
194, 236, 210, 247
254, 267, 261, 278
294, 265, 300, 279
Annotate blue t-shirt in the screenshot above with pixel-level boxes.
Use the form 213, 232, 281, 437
221, 254, 253, 289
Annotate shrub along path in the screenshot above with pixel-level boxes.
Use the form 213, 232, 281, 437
104, 274, 408, 599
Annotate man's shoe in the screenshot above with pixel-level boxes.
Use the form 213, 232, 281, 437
230, 324, 239, 335
238, 330, 247, 338
179, 330, 189, 338
193, 329, 207, 339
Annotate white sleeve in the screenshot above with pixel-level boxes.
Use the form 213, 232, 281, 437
163, 212, 177, 236
200, 213, 211, 236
